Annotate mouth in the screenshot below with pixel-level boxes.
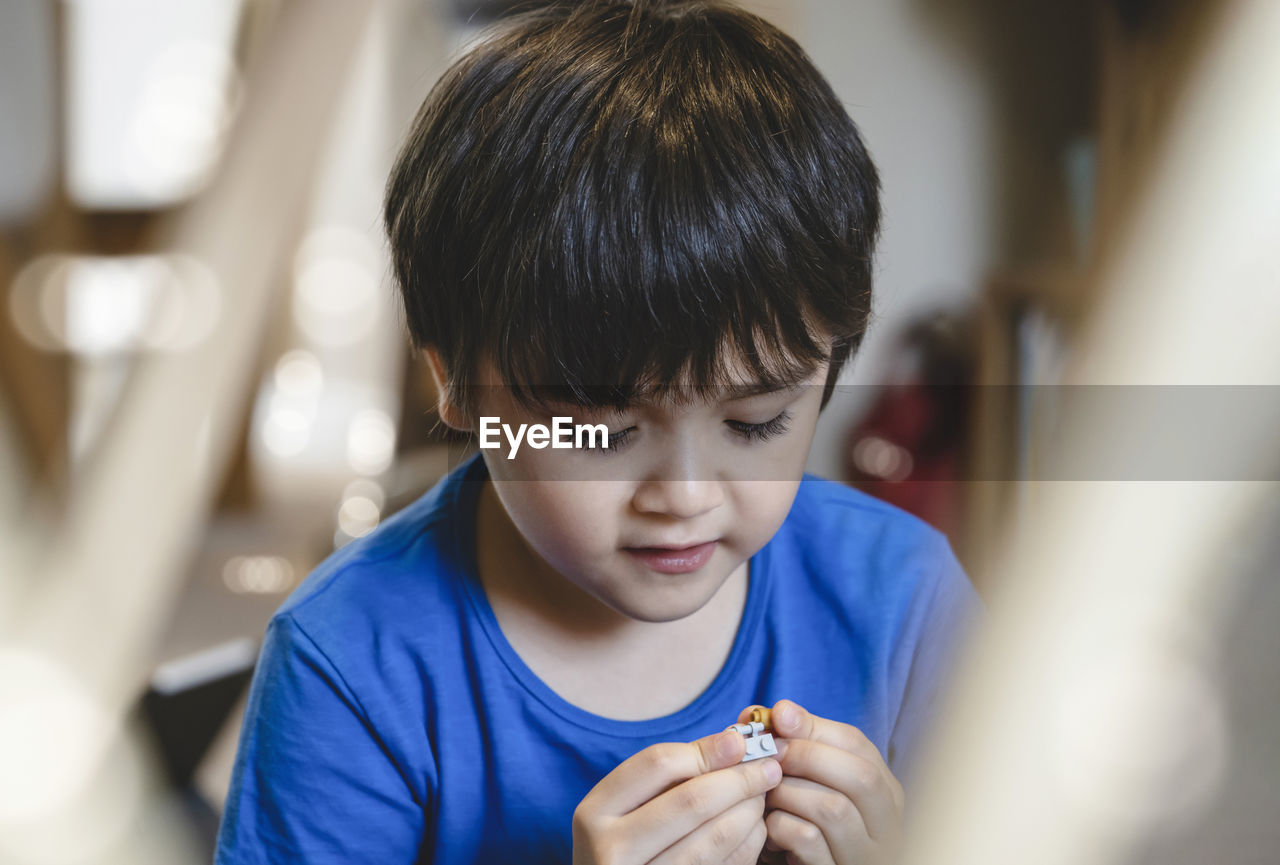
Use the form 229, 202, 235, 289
623, 540, 718, 574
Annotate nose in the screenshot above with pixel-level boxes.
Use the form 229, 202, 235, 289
631, 448, 724, 520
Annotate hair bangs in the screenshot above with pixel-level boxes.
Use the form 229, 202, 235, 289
491, 281, 834, 414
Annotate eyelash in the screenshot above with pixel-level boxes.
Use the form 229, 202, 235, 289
726, 410, 792, 443
602, 428, 634, 451
591, 411, 793, 453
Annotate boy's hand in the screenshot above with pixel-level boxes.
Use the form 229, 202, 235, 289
739, 701, 905, 865
572, 728, 782, 865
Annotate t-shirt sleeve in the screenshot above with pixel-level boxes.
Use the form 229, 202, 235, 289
885, 535, 982, 788
214, 614, 428, 864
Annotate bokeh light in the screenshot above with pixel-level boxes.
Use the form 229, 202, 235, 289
221, 556, 296, 596
346, 408, 396, 476
8, 253, 221, 354
0, 650, 117, 823
272, 350, 324, 400
291, 227, 382, 348
852, 434, 915, 481
128, 41, 242, 200
337, 495, 381, 539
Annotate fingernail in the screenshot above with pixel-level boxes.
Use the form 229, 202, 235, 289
762, 759, 782, 785
775, 704, 794, 731
716, 731, 739, 762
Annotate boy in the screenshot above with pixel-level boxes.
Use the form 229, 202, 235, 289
215, 1, 979, 863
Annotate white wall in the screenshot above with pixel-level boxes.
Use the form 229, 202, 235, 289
796, 0, 999, 478
794, 0, 1091, 479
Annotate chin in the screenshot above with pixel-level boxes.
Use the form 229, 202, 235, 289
611, 580, 724, 624
621, 603, 703, 624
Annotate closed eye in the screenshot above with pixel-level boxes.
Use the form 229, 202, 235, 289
582, 410, 793, 453
725, 410, 792, 443
583, 426, 636, 453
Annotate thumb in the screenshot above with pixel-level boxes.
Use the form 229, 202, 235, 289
694, 728, 747, 774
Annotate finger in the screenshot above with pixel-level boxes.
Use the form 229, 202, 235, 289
764, 808, 837, 865
775, 739, 900, 842
770, 701, 905, 816
624, 758, 780, 862
724, 816, 768, 865
584, 730, 746, 817
766, 775, 876, 864
649, 793, 765, 865
770, 701, 880, 765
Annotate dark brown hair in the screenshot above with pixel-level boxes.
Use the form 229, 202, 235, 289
385, 0, 880, 415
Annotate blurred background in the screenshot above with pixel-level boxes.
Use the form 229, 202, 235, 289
0, 0, 1277, 863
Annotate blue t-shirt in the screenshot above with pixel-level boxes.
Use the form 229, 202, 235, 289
215, 454, 979, 864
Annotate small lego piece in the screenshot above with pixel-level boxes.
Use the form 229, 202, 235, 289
727, 721, 777, 763
748, 706, 772, 731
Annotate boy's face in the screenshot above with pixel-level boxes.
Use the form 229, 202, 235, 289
464, 353, 829, 624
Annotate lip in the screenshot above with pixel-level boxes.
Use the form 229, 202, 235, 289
624, 540, 718, 574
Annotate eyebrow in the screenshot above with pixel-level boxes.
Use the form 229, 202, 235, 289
720, 380, 809, 401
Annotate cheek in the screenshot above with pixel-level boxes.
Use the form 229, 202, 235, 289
731, 480, 803, 542
503, 481, 624, 557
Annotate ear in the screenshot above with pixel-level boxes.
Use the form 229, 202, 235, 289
422, 347, 472, 431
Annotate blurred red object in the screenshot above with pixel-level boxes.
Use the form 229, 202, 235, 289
845, 313, 973, 541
